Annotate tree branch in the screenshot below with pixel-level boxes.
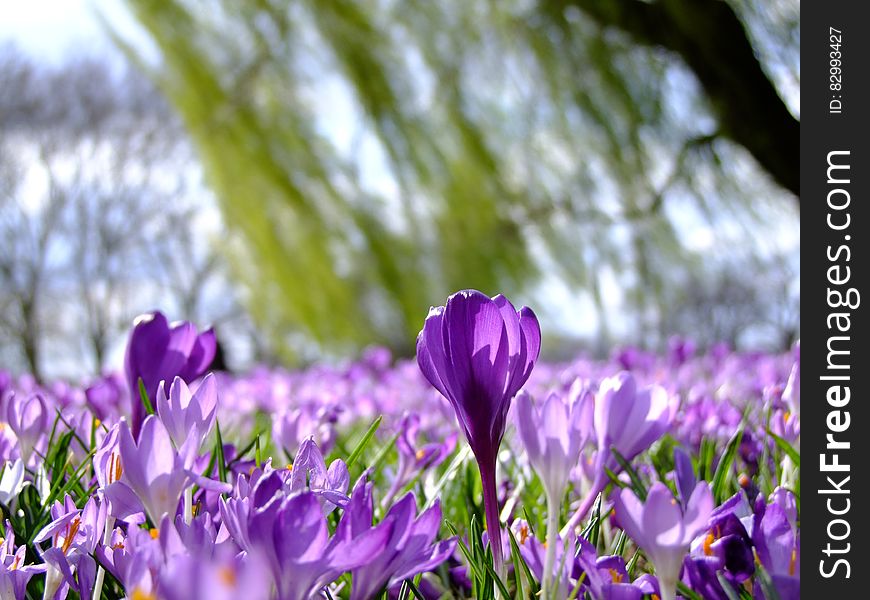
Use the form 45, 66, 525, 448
554, 0, 800, 200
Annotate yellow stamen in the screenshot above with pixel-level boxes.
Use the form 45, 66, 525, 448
652, 595, 660, 600
608, 568, 624, 583
149, 528, 159, 540
784, 411, 791, 424
415, 449, 426, 461
132, 588, 156, 600
61, 517, 81, 555
218, 566, 237, 587
109, 452, 123, 484
112, 542, 125, 550
10, 553, 21, 570
286, 464, 293, 471
519, 524, 530, 545
94, 419, 102, 428
789, 547, 797, 576
702, 532, 716, 556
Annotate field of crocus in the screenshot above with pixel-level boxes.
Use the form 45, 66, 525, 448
0, 290, 799, 600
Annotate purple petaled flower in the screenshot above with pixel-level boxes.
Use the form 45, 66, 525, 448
289, 437, 350, 514
752, 500, 799, 600
0, 519, 46, 600
156, 375, 218, 467
336, 479, 456, 600
516, 390, 590, 502
157, 548, 271, 600
383, 413, 456, 508
612, 481, 713, 600
34, 495, 105, 600
515, 390, 591, 597
5, 393, 49, 462
248, 489, 390, 600
416, 289, 540, 572
564, 372, 675, 534
105, 416, 191, 524
124, 311, 216, 437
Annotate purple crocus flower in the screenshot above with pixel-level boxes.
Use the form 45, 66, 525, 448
156, 375, 218, 467
34, 495, 105, 600
0, 520, 46, 599
752, 501, 799, 600
157, 548, 271, 600
124, 311, 216, 437
289, 437, 350, 513
564, 372, 675, 534
105, 417, 191, 524
612, 481, 713, 600
5, 392, 49, 462
248, 489, 390, 600
515, 390, 591, 597
382, 413, 457, 507
416, 289, 540, 572
515, 391, 591, 502
336, 479, 456, 600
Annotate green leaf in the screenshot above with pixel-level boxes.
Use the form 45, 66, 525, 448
716, 573, 742, 600
712, 428, 743, 503
611, 446, 648, 501
138, 377, 155, 416
677, 581, 705, 600
767, 429, 800, 468
215, 420, 228, 484
346, 415, 382, 469
507, 525, 535, 599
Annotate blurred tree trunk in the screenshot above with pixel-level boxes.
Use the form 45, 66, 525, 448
557, 0, 800, 199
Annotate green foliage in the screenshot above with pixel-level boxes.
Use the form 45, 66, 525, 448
112, 0, 799, 359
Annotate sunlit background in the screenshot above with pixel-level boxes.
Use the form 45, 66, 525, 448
0, 0, 799, 380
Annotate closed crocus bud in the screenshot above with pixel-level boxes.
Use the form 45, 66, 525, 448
6, 393, 49, 463
416, 290, 540, 573
124, 311, 216, 438
515, 391, 590, 502
156, 375, 218, 467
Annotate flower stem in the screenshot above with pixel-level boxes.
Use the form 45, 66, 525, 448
659, 577, 676, 600
479, 457, 505, 578
92, 516, 115, 600
184, 486, 193, 524
542, 489, 560, 600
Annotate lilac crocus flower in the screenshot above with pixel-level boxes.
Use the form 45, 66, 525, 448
248, 489, 390, 600
5, 392, 49, 462
752, 501, 799, 600
564, 372, 675, 534
156, 375, 218, 467
289, 437, 350, 513
416, 289, 540, 572
336, 480, 456, 600
157, 548, 271, 600
515, 390, 590, 598
382, 413, 456, 507
124, 311, 216, 437
612, 481, 713, 600
105, 417, 191, 524
0, 520, 46, 600
35, 495, 105, 600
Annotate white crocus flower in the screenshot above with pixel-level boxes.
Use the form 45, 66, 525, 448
0, 459, 24, 505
